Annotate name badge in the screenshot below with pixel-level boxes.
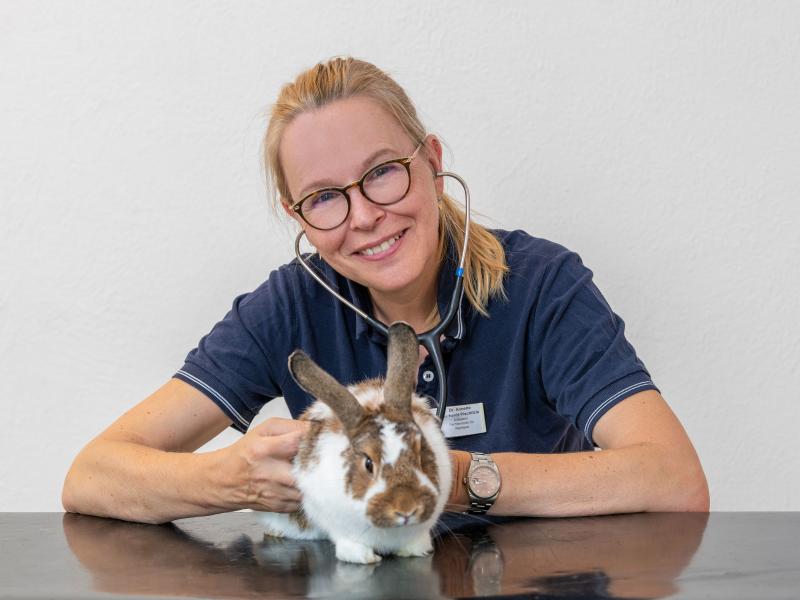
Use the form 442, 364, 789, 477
441, 403, 487, 438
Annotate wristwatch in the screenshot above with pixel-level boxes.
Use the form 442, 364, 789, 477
464, 452, 501, 514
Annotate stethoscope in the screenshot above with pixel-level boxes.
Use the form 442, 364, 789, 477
293, 171, 471, 422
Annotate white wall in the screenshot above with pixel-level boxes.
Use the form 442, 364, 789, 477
1, 1, 798, 511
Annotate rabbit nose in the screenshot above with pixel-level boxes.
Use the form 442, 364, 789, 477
394, 508, 418, 525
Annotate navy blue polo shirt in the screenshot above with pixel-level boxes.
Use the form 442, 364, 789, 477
174, 229, 658, 452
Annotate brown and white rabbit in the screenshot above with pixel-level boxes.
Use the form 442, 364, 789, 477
260, 322, 452, 564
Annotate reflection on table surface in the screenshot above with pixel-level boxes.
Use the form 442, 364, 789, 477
2, 511, 800, 599
66, 511, 704, 599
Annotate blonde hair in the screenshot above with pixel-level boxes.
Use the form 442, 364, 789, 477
263, 57, 507, 316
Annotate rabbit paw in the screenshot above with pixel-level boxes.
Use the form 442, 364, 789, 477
334, 539, 382, 564
395, 534, 434, 557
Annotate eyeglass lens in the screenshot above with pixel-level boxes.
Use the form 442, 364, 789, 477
301, 160, 410, 230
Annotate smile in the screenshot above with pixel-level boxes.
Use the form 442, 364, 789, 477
358, 231, 405, 256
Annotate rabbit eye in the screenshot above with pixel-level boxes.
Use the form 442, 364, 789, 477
364, 456, 374, 474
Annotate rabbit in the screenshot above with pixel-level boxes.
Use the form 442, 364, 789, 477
260, 322, 452, 564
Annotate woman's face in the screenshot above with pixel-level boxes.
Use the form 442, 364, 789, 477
280, 95, 444, 299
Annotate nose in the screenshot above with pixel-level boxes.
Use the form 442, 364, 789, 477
346, 186, 385, 230
394, 507, 418, 525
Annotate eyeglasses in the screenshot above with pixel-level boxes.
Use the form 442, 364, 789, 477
290, 144, 422, 231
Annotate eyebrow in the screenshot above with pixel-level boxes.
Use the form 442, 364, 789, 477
298, 147, 401, 199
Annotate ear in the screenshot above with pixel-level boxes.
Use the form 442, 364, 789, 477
383, 322, 419, 416
288, 351, 363, 432
281, 197, 303, 223
423, 134, 444, 199
281, 198, 312, 241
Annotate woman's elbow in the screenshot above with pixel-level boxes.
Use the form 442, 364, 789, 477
61, 447, 101, 516
61, 461, 85, 514
61, 486, 75, 513
684, 473, 711, 512
667, 461, 710, 512
647, 442, 710, 512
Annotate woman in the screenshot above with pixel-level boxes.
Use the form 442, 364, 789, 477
62, 58, 709, 524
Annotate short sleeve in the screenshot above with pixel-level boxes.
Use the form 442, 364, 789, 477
535, 250, 659, 446
174, 289, 286, 434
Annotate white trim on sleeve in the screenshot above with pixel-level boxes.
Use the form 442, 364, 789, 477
583, 381, 654, 443
176, 369, 250, 430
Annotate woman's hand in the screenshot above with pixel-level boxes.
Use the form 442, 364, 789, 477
221, 417, 311, 513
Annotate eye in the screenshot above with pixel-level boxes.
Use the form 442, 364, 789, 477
364, 455, 374, 475
366, 162, 402, 183
307, 190, 339, 211
371, 166, 390, 179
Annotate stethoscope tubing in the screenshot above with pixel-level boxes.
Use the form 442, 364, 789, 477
293, 170, 471, 422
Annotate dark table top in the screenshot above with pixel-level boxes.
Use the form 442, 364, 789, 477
1, 511, 798, 599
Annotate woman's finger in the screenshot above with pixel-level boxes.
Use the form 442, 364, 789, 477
254, 429, 305, 461
252, 417, 310, 437
250, 482, 303, 512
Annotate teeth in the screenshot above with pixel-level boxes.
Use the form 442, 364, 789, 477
360, 233, 402, 256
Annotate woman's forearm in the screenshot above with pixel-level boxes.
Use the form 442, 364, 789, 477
63, 417, 306, 525
448, 443, 709, 517
62, 439, 233, 524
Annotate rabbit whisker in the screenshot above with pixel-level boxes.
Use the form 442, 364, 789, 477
433, 520, 467, 555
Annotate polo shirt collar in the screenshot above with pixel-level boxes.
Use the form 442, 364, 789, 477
342, 237, 468, 347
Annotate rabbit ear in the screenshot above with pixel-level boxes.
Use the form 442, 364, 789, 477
384, 322, 419, 415
288, 351, 363, 432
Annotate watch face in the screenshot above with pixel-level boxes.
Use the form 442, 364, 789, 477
469, 465, 500, 498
